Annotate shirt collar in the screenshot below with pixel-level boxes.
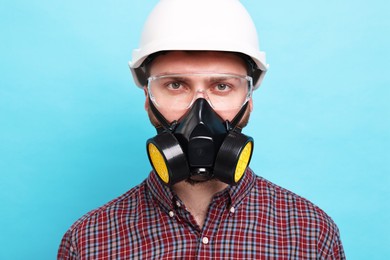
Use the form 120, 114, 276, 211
146, 168, 256, 210
146, 171, 176, 211
227, 167, 256, 207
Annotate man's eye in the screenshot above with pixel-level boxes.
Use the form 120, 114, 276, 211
216, 84, 230, 91
168, 82, 182, 89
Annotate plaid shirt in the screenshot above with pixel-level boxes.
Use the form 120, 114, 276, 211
58, 169, 345, 259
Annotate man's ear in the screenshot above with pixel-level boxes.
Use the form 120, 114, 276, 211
248, 98, 253, 112
143, 87, 149, 111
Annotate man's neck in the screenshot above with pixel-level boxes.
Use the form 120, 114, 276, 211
172, 179, 228, 228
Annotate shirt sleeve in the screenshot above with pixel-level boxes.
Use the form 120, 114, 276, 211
57, 229, 79, 260
318, 220, 346, 260
330, 230, 346, 260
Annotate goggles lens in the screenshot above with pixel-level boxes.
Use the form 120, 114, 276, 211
147, 73, 253, 112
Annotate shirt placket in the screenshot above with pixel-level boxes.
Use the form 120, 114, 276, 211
172, 197, 200, 232
165, 193, 231, 259
197, 192, 231, 259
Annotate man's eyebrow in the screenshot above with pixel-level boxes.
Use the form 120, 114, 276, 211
155, 74, 243, 83
162, 76, 188, 81
208, 76, 241, 82
156, 74, 187, 80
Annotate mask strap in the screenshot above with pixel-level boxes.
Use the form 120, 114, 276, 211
149, 97, 178, 133
226, 101, 249, 132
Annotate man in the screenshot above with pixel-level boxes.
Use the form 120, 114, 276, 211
58, 0, 345, 259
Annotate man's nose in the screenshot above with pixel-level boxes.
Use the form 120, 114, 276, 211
193, 88, 210, 100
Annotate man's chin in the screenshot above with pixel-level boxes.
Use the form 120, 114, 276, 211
185, 177, 216, 186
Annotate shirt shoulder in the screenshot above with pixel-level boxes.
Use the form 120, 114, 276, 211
251, 175, 345, 258
253, 175, 333, 222
57, 181, 148, 259
74, 182, 145, 227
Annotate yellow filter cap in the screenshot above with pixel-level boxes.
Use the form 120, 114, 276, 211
148, 143, 169, 184
234, 141, 253, 183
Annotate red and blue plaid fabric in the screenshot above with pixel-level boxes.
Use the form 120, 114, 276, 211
58, 169, 345, 259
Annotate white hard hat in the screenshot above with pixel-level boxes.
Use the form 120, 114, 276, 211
129, 0, 268, 89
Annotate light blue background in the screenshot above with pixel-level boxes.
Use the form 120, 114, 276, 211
1, 0, 389, 259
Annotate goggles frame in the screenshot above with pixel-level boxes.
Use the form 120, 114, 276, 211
147, 73, 254, 111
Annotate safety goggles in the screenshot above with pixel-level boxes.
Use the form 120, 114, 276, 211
147, 73, 253, 112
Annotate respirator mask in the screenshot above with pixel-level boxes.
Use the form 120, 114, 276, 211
145, 73, 254, 186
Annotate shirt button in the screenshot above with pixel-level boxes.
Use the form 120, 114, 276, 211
168, 211, 175, 217
176, 201, 181, 207
202, 237, 209, 245
230, 206, 235, 214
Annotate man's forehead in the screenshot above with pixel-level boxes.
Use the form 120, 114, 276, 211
148, 51, 248, 75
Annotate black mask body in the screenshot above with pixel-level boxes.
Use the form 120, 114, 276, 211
146, 98, 254, 186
